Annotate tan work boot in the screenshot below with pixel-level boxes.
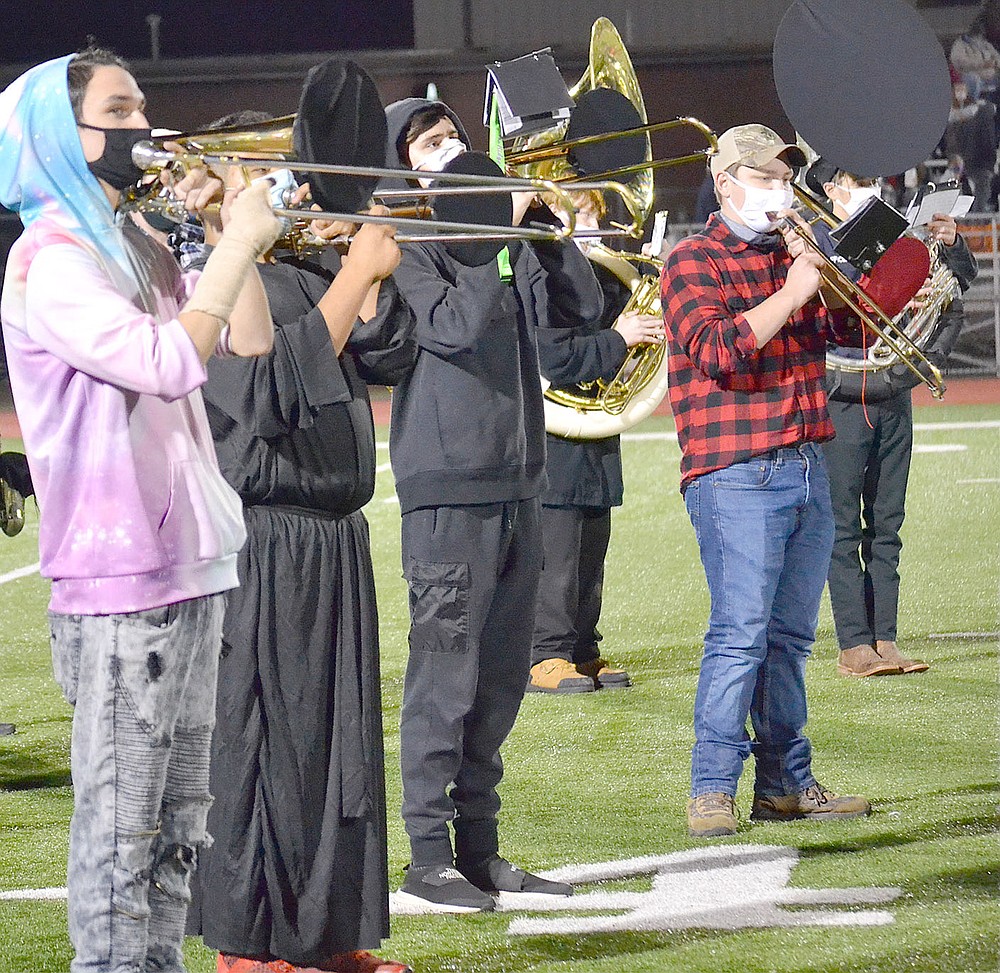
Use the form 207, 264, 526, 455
686, 792, 738, 837
875, 640, 930, 673
575, 656, 632, 688
526, 658, 596, 694
837, 643, 902, 677
751, 783, 870, 821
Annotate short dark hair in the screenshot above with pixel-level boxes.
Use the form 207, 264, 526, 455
208, 110, 275, 130
398, 103, 452, 166
67, 42, 129, 123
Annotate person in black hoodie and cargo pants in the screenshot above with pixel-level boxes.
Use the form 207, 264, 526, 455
384, 98, 604, 913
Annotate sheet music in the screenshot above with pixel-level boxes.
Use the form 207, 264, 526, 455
905, 186, 974, 226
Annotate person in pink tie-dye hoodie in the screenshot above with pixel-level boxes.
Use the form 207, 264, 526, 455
0, 46, 280, 973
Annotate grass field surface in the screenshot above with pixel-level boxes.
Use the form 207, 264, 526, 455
0, 404, 997, 973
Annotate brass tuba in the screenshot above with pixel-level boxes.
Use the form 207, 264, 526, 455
519, 18, 676, 438
0, 478, 24, 537
542, 244, 667, 440
507, 17, 716, 232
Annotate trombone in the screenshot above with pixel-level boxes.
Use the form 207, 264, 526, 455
129, 131, 644, 252
786, 184, 946, 399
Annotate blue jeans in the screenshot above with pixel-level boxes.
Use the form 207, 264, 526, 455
50, 595, 225, 973
684, 444, 834, 798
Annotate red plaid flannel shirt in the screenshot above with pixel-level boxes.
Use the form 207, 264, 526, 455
662, 214, 849, 492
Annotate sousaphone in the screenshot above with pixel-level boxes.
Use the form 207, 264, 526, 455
515, 18, 683, 439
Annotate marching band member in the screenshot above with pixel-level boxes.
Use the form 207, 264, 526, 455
813, 163, 978, 678
661, 124, 870, 838
384, 97, 601, 912
0, 47, 279, 973
528, 189, 662, 694
183, 111, 417, 973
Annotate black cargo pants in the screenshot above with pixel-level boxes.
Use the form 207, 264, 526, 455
399, 498, 542, 868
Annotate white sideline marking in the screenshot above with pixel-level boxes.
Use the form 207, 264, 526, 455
0, 886, 66, 900
929, 631, 1000, 640
0, 561, 40, 586
11, 846, 899, 933
377, 422, 998, 451
912, 444, 967, 453
957, 478, 1000, 484
389, 845, 899, 931
622, 431, 678, 442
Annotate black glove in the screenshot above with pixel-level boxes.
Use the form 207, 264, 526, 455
0, 452, 33, 498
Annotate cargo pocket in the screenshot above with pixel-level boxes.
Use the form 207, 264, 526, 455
404, 558, 470, 653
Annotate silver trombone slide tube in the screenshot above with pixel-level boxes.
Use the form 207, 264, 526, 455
133, 143, 577, 235
270, 208, 568, 244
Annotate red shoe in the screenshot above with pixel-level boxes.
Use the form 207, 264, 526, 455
218, 954, 322, 973
323, 950, 414, 973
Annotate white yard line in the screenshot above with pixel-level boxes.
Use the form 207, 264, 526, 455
912, 420, 1000, 431
0, 561, 40, 586
0, 887, 66, 901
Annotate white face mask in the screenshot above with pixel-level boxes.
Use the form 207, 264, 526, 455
728, 174, 794, 233
571, 209, 600, 254
415, 138, 466, 188
841, 185, 882, 218
251, 168, 298, 232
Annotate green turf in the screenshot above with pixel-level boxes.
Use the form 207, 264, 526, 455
0, 407, 997, 973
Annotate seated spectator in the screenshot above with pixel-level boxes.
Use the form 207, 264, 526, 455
945, 80, 998, 212
950, 12, 1000, 102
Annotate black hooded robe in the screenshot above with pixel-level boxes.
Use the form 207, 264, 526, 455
187, 257, 415, 966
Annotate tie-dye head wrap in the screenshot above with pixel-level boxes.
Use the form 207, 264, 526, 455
0, 54, 137, 291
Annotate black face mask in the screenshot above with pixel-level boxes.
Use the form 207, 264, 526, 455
79, 124, 152, 191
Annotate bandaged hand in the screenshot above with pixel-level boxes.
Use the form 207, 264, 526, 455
220, 183, 283, 255
184, 183, 282, 322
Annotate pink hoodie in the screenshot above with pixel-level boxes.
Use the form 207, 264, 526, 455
1, 219, 245, 614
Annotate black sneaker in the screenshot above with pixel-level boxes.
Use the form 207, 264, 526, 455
458, 854, 573, 896
396, 863, 496, 913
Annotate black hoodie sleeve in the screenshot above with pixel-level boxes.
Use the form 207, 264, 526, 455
530, 237, 605, 329
941, 233, 978, 292
391, 243, 512, 358
345, 276, 418, 385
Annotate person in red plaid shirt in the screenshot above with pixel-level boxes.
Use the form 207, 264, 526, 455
661, 124, 871, 838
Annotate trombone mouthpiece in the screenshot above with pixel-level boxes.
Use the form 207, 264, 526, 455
131, 141, 173, 170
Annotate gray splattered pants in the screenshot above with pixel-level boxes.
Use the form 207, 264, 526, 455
49, 594, 225, 973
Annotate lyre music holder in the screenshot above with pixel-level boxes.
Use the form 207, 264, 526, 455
829, 196, 908, 274
483, 50, 574, 139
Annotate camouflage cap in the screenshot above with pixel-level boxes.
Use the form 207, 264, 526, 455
709, 123, 807, 177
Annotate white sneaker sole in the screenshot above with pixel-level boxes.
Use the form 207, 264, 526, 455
393, 889, 494, 914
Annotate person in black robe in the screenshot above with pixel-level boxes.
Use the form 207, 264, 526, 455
185, 147, 417, 973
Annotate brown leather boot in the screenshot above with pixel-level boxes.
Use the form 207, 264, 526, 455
875, 639, 930, 673
836, 643, 902, 677
575, 656, 632, 688
687, 792, 738, 837
751, 783, 870, 821
526, 658, 596, 693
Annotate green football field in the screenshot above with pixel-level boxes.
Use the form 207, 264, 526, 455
0, 405, 997, 973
